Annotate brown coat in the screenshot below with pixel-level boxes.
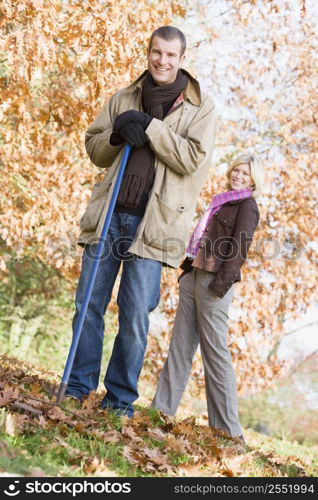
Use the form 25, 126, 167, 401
180, 197, 259, 297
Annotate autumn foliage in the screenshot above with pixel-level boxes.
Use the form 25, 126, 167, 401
1, 0, 317, 397
0, 0, 185, 275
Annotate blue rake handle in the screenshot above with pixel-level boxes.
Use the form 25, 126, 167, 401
56, 144, 132, 404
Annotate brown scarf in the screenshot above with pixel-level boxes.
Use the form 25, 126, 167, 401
116, 70, 188, 209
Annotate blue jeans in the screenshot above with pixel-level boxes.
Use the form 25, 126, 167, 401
66, 211, 162, 416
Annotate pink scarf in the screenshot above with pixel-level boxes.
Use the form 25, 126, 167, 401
186, 188, 253, 258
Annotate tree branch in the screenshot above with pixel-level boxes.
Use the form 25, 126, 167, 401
267, 321, 318, 359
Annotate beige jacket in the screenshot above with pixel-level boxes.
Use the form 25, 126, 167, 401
79, 69, 217, 268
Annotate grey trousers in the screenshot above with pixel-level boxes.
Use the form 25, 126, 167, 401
151, 268, 242, 438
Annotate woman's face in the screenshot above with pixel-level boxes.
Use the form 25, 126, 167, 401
229, 163, 253, 190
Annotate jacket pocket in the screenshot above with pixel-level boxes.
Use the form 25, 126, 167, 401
143, 194, 189, 255
215, 213, 234, 228
80, 181, 112, 232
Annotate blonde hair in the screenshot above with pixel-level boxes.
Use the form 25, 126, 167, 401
226, 153, 264, 198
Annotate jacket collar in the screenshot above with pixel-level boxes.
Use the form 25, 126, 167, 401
225, 197, 255, 205
225, 199, 243, 205
125, 69, 202, 106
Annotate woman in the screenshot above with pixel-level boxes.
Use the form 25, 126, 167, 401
151, 154, 264, 442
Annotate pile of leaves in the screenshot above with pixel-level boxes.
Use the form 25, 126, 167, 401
0, 355, 316, 478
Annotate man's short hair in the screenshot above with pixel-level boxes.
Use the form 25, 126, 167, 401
148, 26, 187, 56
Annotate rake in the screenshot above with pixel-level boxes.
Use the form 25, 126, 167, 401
56, 144, 132, 404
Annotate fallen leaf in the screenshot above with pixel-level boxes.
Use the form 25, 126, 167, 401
29, 382, 44, 398
143, 447, 169, 466
220, 465, 235, 477
83, 456, 101, 474
173, 421, 197, 438
23, 397, 44, 409
122, 425, 141, 441
5, 413, 27, 436
130, 411, 152, 428
165, 434, 190, 455
123, 444, 171, 472
83, 458, 117, 477
147, 427, 167, 441
0, 388, 19, 407
101, 430, 122, 443
82, 391, 100, 410
123, 446, 142, 466
74, 421, 87, 433
220, 455, 249, 477
204, 443, 223, 458
157, 463, 175, 475
47, 406, 67, 421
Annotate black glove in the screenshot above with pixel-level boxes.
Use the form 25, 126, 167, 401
110, 125, 145, 148
114, 110, 152, 131
112, 122, 147, 148
111, 110, 152, 148
109, 121, 147, 148
109, 131, 124, 146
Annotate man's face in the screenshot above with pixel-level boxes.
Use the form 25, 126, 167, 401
147, 36, 185, 85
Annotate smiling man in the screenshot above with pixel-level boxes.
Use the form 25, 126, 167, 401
147, 30, 186, 85
65, 26, 217, 417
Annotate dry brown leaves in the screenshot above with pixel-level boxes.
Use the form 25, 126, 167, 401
0, 354, 313, 477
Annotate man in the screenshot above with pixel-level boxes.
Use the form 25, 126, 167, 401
66, 26, 217, 417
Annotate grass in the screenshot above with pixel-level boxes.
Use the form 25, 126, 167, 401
0, 413, 140, 477
246, 430, 318, 475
